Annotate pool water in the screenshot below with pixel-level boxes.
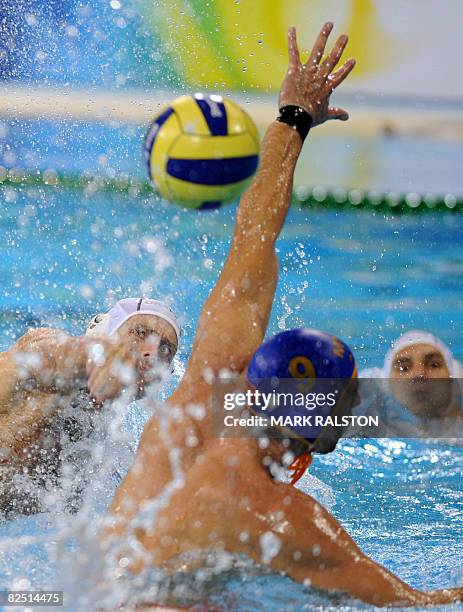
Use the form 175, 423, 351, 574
2, 116, 463, 198
0, 121, 462, 610
1, 181, 461, 364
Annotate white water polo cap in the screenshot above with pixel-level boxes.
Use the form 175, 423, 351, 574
86, 298, 180, 342
382, 330, 457, 378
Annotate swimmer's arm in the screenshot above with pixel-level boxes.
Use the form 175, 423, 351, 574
12, 328, 145, 403
0, 340, 78, 463
0, 331, 93, 464
183, 25, 355, 377
8, 328, 89, 391
0, 352, 22, 413
184, 121, 301, 374
248, 489, 461, 606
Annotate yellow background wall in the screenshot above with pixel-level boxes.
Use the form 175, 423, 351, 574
144, 0, 463, 100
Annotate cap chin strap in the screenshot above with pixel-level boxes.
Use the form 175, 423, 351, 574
288, 452, 313, 485
257, 421, 316, 486
285, 436, 315, 486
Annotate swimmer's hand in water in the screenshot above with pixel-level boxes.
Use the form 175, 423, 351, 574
279, 23, 356, 126
424, 587, 463, 605
86, 340, 139, 403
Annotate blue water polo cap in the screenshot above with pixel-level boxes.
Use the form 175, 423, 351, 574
246, 329, 357, 451
247, 328, 357, 384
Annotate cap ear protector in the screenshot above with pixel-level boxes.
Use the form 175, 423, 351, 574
87, 314, 103, 329
304, 375, 359, 454
86, 313, 109, 338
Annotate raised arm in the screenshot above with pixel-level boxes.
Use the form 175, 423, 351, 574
183, 24, 355, 380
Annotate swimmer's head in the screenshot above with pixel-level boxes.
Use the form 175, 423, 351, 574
248, 328, 357, 381
247, 329, 358, 482
86, 298, 180, 342
86, 298, 180, 395
384, 330, 459, 418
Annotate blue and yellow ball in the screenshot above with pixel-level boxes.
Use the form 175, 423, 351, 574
143, 93, 260, 210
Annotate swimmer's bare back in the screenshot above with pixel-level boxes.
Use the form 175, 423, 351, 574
103, 25, 463, 607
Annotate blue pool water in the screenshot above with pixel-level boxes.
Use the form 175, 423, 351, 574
2, 116, 463, 197
0, 119, 462, 611
1, 179, 462, 365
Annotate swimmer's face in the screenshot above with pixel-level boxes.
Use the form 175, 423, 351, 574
116, 314, 178, 394
389, 343, 452, 417
390, 344, 450, 380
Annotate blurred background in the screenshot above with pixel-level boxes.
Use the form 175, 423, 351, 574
1, 0, 462, 98
0, 0, 462, 190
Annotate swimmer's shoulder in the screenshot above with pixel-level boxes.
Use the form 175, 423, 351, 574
135, 380, 214, 469
0, 344, 34, 412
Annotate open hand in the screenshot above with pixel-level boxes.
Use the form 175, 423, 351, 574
279, 23, 356, 126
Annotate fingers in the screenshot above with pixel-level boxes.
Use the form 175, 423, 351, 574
326, 58, 356, 91
288, 26, 300, 67
320, 34, 348, 77
307, 21, 333, 67
327, 106, 349, 122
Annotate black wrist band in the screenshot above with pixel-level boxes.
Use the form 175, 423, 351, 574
277, 105, 312, 142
